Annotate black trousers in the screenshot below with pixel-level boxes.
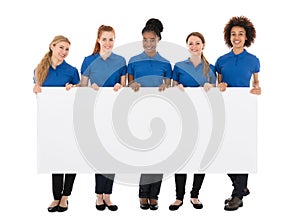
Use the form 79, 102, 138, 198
228, 173, 248, 199
139, 174, 163, 200
95, 174, 115, 194
174, 173, 205, 200
52, 173, 76, 200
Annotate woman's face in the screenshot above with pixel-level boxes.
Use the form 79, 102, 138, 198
230, 26, 247, 49
98, 31, 115, 54
187, 35, 204, 57
51, 41, 70, 62
142, 31, 159, 55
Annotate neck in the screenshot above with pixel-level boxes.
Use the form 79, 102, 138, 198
51, 57, 63, 69
100, 51, 112, 60
232, 47, 244, 55
189, 55, 202, 67
145, 51, 157, 58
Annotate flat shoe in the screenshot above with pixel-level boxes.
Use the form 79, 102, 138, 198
140, 198, 150, 210
48, 205, 58, 212
104, 201, 118, 211
190, 200, 203, 209
169, 201, 183, 211
57, 200, 68, 212
96, 200, 106, 211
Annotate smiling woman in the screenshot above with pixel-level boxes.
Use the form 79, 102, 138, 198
74, 24, 127, 212
33, 35, 80, 212
127, 18, 173, 210
215, 16, 261, 211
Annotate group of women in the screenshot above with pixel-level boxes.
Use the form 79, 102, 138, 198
33, 16, 261, 212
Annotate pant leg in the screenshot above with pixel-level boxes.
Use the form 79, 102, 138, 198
175, 173, 187, 201
139, 174, 151, 198
62, 173, 76, 196
52, 173, 63, 200
190, 174, 205, 198
228, 173, 237, 187
149, 174, 163, 200
103, 174, 115, 194
95, 173, 107, 194
230, 174, 248, 199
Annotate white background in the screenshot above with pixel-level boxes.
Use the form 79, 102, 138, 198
0, 0, 299, 223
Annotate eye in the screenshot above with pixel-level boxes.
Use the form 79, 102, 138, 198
109, 38, 114, 41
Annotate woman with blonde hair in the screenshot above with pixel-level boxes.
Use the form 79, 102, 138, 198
33, 35, 80, 212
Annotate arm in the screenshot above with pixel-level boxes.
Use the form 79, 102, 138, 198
33, 83, 42, 94
172, 80, 184, 91
203, 82, 216, 92
158, 78, 171, 91
217, 73, 227, 92
113, 75, 126, 91
128, 74, 141, 92
250, 73, 261, 95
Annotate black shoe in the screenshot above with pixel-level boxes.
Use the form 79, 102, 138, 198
243, 187, 250, 196
190, 199, 203, 209
96, 200, 106, 211
140, 198, 150, 210
104, 201, 118, 211
149, 199, 158, 210
169, 201, 183, 211
47, 205, 59, 212
57, 200, 68, 212
224, 197, 243, 211
224, 188, 250, 204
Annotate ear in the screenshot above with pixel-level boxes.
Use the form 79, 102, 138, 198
50, 44, 54, 51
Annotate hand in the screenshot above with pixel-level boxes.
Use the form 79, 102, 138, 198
113, 83, 123, 92
218, 82, 227, 92
129, 82, 141, 92
250, 86, 261, 95
203, 83, 212, 92
91, 83, 100, 91
33, 84, 42, 94
65, 83, 76, 91
158, 83, 170, 92
177, 84, 184, 91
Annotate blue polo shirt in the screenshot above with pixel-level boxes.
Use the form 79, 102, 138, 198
81, 53, 127, 87
173, 59, 216, 87
34, 60, 80, 87
215, 49, 260, 87
127, 52, 172, 87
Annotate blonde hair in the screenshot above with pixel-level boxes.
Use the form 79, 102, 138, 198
34, 35, 71, 85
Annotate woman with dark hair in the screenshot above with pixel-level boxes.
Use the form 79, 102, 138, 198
33, 35, 80, 212
169, 32, 216, 210
127, 18, 172, 210
215, 16, 261, 211
78, 25, 127, 211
